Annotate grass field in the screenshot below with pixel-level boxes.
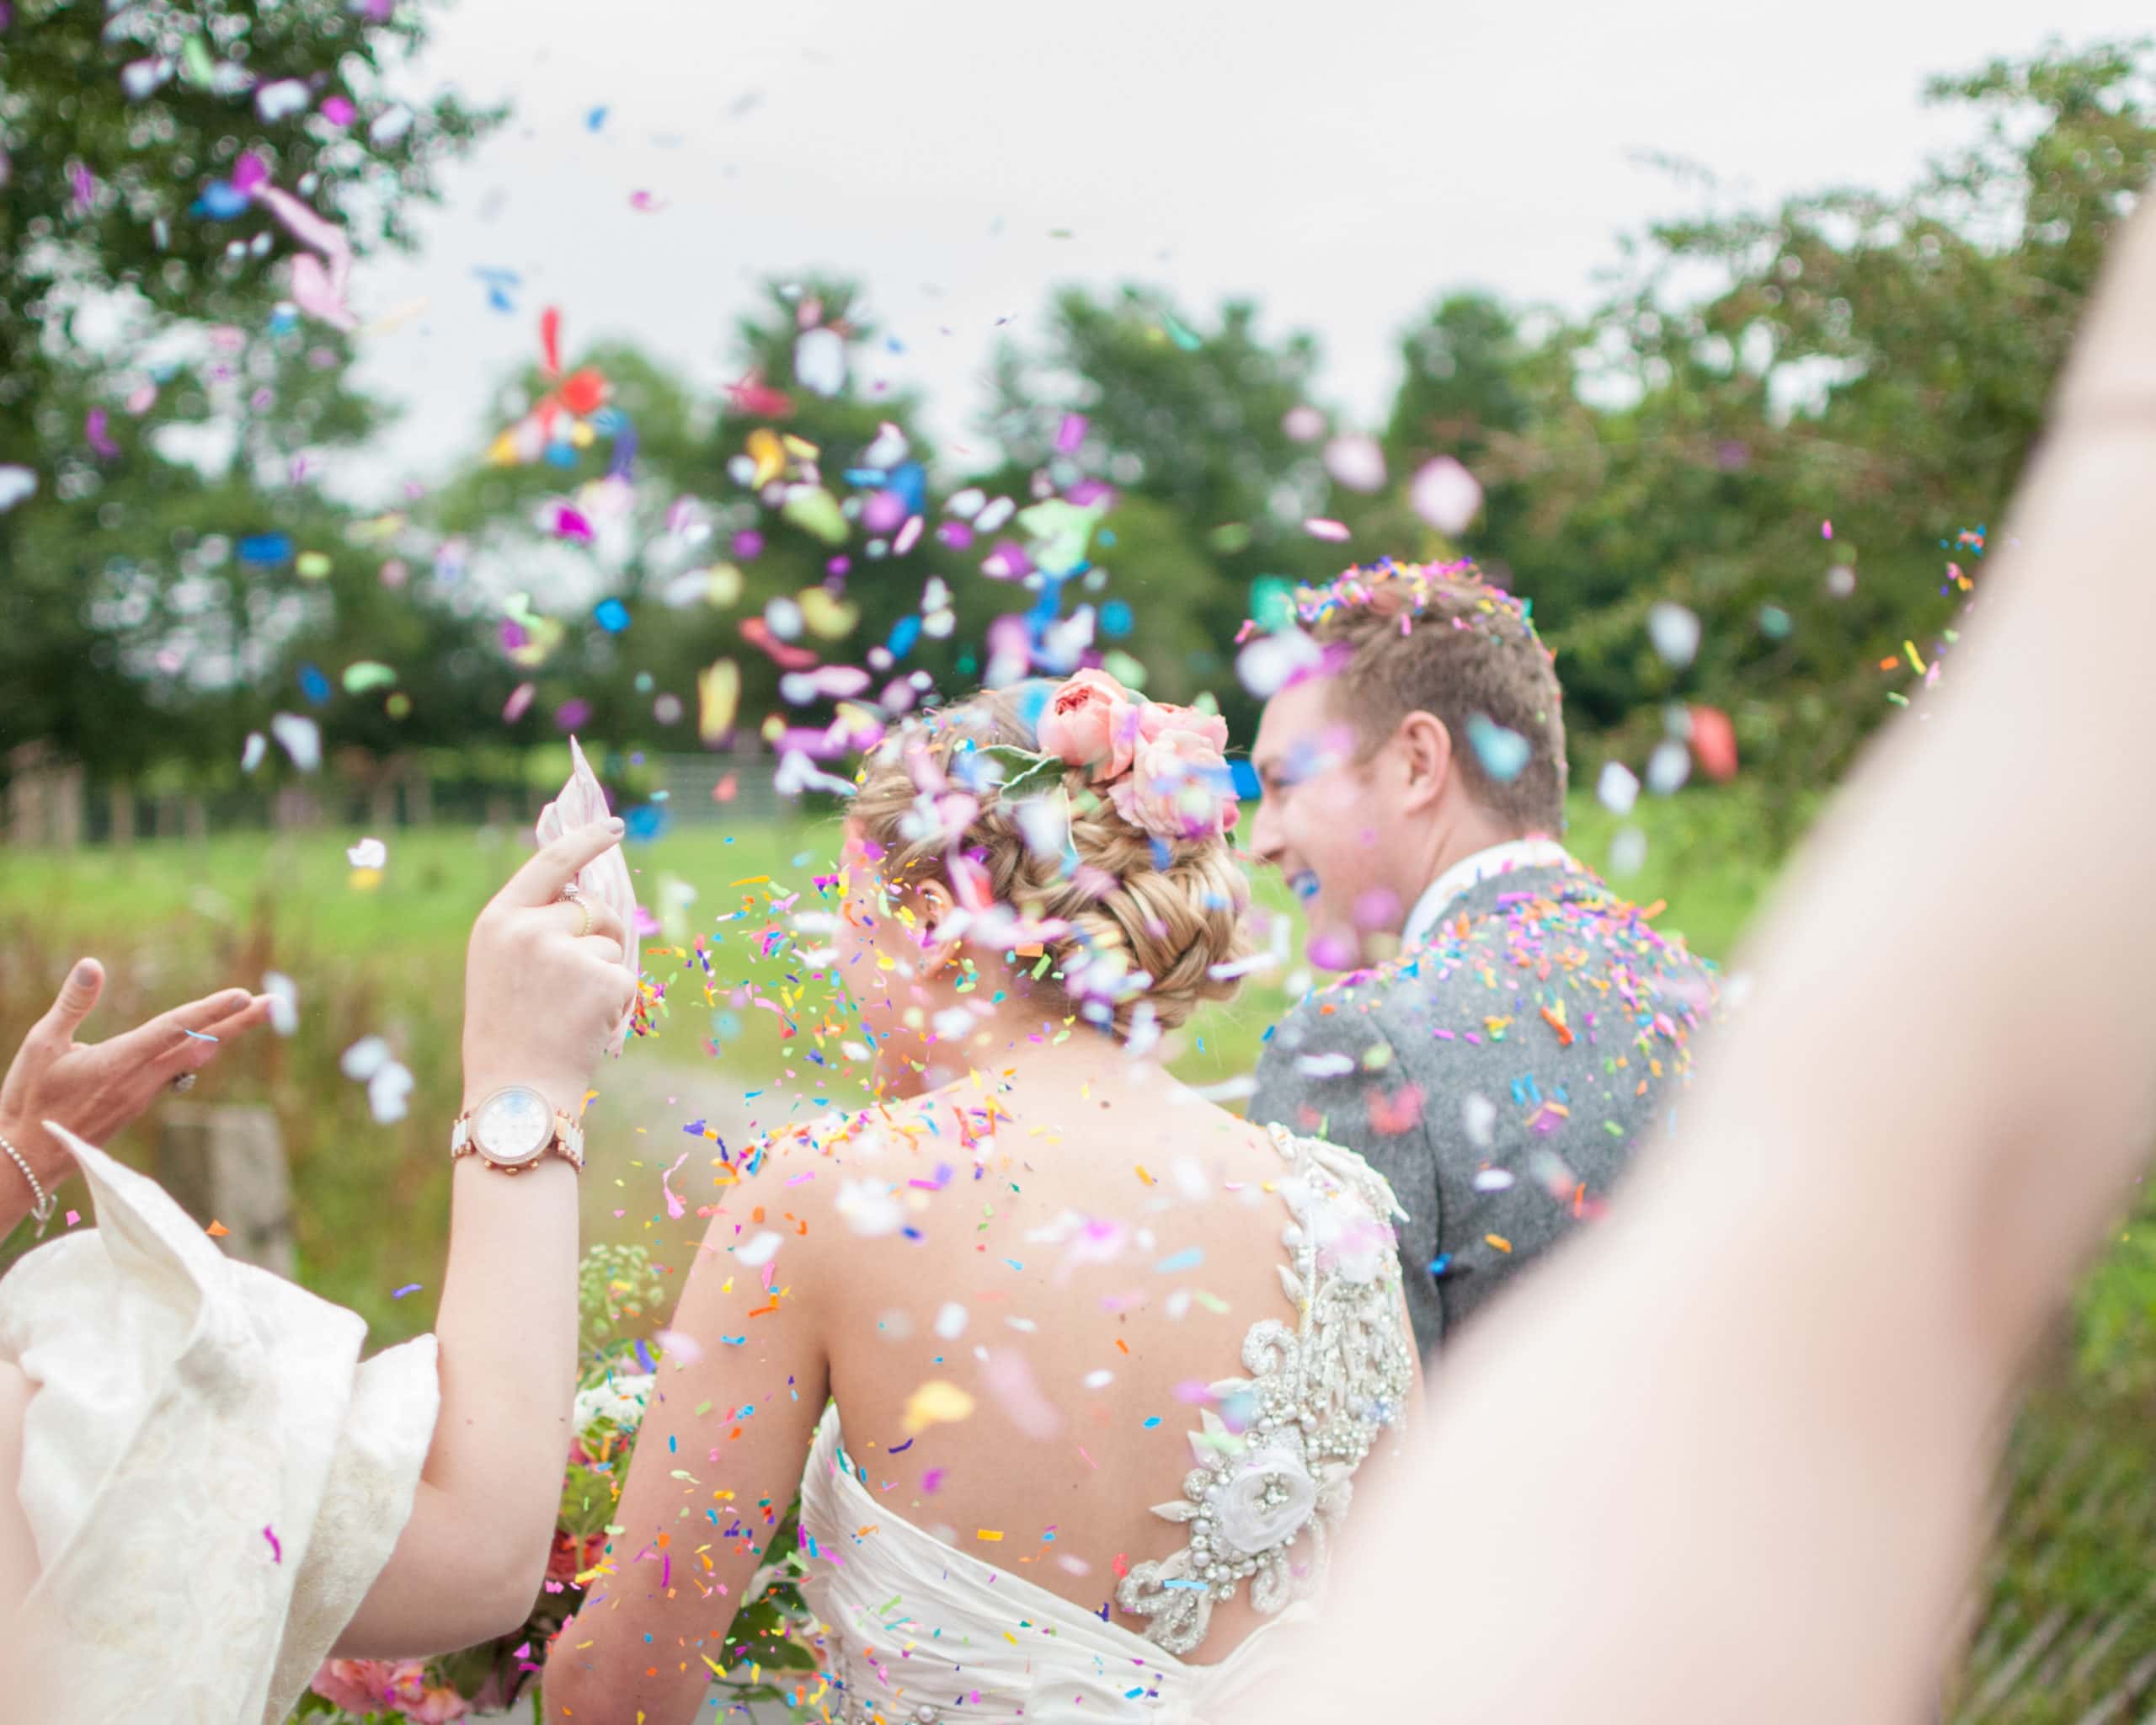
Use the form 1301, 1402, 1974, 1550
0, 787, 1777, 1339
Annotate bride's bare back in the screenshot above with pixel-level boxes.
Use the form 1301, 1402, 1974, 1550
552, 1055, 1419, 1718
797, 1065, 1412, 1659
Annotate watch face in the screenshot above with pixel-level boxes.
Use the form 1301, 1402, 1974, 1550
474, 1087, 553, 1167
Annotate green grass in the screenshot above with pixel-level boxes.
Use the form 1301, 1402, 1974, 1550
0, 788, 1774, 1338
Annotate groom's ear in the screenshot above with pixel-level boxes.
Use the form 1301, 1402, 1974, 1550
1395, 711, 1453, 812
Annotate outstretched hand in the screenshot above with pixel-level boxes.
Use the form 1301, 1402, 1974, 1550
0, 959, 273, 1193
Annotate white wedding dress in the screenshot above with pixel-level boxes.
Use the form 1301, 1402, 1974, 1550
0, 1130, 440, 1724
796, 1124, 1417, 1724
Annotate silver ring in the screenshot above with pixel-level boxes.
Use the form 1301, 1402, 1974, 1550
169, 1071, 196, 1094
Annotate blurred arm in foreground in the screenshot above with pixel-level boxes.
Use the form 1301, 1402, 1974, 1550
1249, 198, 2156, 1725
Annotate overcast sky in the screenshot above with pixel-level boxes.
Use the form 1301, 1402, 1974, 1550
340, 0, 2153, 500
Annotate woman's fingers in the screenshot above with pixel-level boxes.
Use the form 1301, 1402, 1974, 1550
89, 988, 258, 1092
147, 996, 275, 1082
541, 893, 628, 953
31, 959, 104, 1046
499, 820, 627, 910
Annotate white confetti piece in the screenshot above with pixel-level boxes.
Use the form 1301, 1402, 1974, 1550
1646, 601, 1701, 668
1596, 761, 1641, 816
1408, 457, 1482, 534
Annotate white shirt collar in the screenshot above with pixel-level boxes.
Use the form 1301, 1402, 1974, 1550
1401, 838, 1575, 950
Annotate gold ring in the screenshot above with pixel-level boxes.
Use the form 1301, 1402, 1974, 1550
574, 900, 594, 938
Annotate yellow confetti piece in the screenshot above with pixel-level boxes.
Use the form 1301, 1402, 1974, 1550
1904, 639, 1927, 674
1134, 1165, 1154, 1185
902, 1378, 976, 1436
976, 1529, 1004, 1541
1485, 1234, 1513, 1253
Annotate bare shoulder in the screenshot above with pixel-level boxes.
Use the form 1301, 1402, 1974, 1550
691, 1087, 1012, 1278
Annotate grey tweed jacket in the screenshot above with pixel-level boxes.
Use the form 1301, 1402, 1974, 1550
1249, 858, 1718, 1357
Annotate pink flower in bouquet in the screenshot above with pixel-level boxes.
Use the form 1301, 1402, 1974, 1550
312, 1660, 393, 1712
383, 1664, 470, 1723
312, 1658, 468, 1720
1107, 728, 1239, 841
1037, 669, 1140, 781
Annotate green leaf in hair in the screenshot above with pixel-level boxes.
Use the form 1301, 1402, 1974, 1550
981, 745, 1069, 800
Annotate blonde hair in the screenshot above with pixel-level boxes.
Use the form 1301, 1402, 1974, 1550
850, 684, 1251, 1035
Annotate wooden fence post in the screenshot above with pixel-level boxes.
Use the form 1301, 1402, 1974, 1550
156, 1103, 296, 1278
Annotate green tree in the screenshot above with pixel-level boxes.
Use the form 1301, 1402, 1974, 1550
0, 0, 496, 788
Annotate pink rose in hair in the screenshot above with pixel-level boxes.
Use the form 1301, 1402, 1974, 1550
1108, 729, 1239, 841
1037, 669, 1140, 780
1135, 700, 1229, 755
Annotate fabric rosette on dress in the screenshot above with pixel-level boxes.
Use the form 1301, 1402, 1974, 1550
1116, 1127, 1415, 1654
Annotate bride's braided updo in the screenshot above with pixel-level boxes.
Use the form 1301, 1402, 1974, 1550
849, 682, 1252, 1036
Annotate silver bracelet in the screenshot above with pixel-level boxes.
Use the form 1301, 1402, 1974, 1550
0, 1130, 56, 1236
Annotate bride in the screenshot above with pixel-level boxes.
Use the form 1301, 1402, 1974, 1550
543, 676, 1420, 1722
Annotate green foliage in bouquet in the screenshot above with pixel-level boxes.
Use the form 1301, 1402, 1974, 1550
299, 1244, 824, 1722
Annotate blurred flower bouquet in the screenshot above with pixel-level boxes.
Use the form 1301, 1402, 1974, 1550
296, 1243, 820, 1722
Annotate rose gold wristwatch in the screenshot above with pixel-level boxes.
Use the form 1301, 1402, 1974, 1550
451, 1085, 585, 1175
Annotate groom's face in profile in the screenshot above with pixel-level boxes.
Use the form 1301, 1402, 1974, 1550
1247, 674, 1401, 969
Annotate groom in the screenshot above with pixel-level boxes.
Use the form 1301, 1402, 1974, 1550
1246, 558, 1717, 1357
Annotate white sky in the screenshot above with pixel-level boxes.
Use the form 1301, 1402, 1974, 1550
340, 0, 2154, 500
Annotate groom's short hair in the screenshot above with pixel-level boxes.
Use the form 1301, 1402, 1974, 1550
1299, 558, 1567, 832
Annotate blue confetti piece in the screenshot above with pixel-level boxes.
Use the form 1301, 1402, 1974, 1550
1466, 713, 1532, 784
585, 104, 609, 131
298, 662, 332, 706
1152, 1247, 1203, 1274
594, 597, 632, 633
193, 180, 250, 221
1100, 599, 1134, 638
239, 533, 294, 567
391, 1284, 422, 1300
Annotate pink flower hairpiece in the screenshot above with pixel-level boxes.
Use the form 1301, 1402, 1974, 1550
1026, 669, 1240, 841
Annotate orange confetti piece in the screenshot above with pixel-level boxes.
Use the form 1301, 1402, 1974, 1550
206, 1220, 230, 1237
1485, 1234, 1513, 1253
1540, 1005, 1573, 1048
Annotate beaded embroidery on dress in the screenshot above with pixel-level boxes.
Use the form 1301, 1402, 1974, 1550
1114, 1123, 1416, 1655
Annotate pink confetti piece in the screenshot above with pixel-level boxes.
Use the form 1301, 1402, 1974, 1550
1408, 456, 1483, 534
1302, 516, 1351, 542
504, 681, 536, 723
253, 183, 357, 331
84, 409, 118, 459
264, 1526, 282, 1563
1822, 519, 1833, 539
661, 1151, 689, 1220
